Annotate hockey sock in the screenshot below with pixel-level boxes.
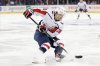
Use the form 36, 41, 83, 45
40, 47, 46, 53
77, 14, 80, 20
40, 42, 50, 53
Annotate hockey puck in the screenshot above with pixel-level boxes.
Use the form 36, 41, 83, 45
75, 55, 83, 59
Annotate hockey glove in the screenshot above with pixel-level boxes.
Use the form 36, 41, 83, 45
53, 37, 59, 42
75, 9, 77, 12
23, 9, 33, 19
84, 9, 88, 12
38, 24, 46, 33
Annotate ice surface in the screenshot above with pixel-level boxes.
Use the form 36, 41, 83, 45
0, 13, 100, 66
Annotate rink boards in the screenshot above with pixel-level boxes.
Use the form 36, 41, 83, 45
0, 5, 100, 14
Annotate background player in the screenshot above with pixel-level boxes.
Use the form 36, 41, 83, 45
23, 8, 65, 63
75, 0, 91, 20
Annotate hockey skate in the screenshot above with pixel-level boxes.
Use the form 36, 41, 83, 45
55, 53, 61, 62
55, 53, 65, 62
54, 46, 65, 62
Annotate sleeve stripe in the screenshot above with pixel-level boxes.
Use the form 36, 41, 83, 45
33, 9, 47, 15
33, 9, 41, 12
40, 11, 47, 15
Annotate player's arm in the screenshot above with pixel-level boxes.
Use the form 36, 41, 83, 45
23, 8, 47, 19
84, 1, 88, 12
33, 9, 47, 16
84, 1, 87, 9
75, 3, 80, 12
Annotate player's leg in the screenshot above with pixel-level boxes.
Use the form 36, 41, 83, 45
33, 30, 51, 63
84, 9, 91, 19
49, 37, 65, 62
54, 46, 64, 62
55, 40, 65, 62
76, 9, 82, 20
86, 13, 91, 19
34, 30, 51, 52
77, 12, 80, 20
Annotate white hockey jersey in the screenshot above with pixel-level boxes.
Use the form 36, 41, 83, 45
77, 1, 87, 10
33, 9, 63, 37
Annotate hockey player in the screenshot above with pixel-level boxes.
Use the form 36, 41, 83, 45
23, 8, 65, 62
75, 0, 91, 20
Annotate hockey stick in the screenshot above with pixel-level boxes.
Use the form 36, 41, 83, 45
29, 17, 68, 54
30, 17, 40, 25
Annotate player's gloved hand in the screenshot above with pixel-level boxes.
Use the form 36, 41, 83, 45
84, 9, 87, 12
75, 9, 77, 12
53, 37, 59, 42
23, 9, 33, 19
38, 25, 46, 33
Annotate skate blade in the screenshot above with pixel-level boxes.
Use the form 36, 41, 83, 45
32, 61, 46, 64
32, 62, 39, 64
56, 59, 61, 62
